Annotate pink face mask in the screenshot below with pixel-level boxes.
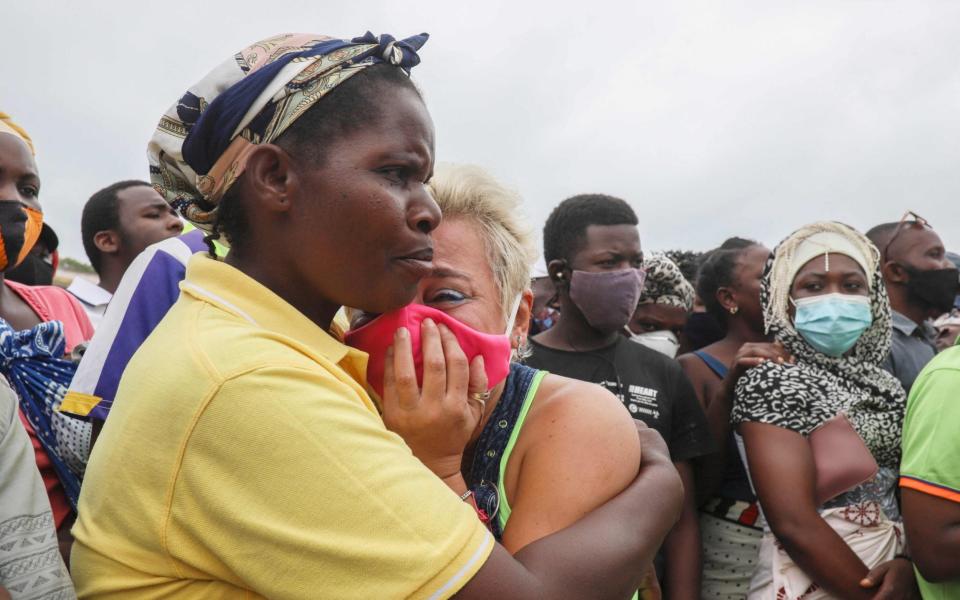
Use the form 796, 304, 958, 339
344, 300, 520, 400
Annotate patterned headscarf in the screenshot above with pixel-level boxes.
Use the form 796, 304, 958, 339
763, 222, 879, 337
637, 252, 695, 311
732, 222, 905, 469
0, 112, 35, 155
148, 31, 428, 234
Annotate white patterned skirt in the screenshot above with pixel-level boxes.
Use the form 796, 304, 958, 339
747, 501, 904, 600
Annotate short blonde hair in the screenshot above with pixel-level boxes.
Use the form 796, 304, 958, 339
428, 164, 537, 323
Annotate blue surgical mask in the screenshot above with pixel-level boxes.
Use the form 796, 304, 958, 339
792, 293, 872, 357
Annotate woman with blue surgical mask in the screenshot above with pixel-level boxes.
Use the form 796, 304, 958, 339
624, 252, 695, 359
730, 222, 918, 599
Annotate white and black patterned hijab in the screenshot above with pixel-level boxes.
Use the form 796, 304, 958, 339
732, 222, 905, 468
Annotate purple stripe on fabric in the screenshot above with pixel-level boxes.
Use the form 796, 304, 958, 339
88, 251, 189, 421
180, 229, 209, 253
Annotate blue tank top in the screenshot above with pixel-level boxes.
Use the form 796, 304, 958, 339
693, 351, 757, 504
467, 363, 543, 540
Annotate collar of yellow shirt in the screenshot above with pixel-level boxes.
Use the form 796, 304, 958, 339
179, 254, 369, 387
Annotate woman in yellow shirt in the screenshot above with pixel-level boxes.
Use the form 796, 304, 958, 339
72, 32, 682, 600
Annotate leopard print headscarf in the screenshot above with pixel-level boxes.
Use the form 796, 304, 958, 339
637, 252, 695, 311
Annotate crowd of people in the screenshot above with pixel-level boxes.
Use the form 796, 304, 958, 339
0, 30, 958, 600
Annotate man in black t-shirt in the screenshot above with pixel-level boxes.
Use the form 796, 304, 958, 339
527, 194, 713, 600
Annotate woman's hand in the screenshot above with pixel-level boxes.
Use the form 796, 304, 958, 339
382, 318, 488, 478
859, 558, 921, 600
722, 341, 794, 398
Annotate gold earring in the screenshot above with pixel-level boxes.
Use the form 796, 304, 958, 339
729, 306, 739, 315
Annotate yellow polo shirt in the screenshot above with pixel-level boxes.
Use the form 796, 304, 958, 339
71, 255, 493, 599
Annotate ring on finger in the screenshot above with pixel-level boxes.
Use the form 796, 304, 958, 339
469, 390, 491, 407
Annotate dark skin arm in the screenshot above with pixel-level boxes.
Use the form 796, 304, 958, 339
740, 421, 875, 599
454, 426, 683, 600
680, 343, 791, 505
663, 461, 700, 600
678, 354, 728, 505
742, 422, 919, 600
901, 488, 960, 582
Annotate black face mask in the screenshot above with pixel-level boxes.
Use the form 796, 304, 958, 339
5, 253, 54, 286
903, 265, 960, 314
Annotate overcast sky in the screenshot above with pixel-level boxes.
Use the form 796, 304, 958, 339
4, 1, 959, 262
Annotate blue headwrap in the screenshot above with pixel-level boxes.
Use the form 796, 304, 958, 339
148, 32, 428, 233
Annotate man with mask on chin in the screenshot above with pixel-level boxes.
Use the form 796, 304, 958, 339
867, 213, 960, 394
527, 194, 713, 600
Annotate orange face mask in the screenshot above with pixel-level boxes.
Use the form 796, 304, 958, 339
0, 205, 43, 272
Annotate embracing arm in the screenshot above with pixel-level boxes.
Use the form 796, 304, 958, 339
456, 425, 682, 599
499, 377, 641, 553
739, 421, 874, 600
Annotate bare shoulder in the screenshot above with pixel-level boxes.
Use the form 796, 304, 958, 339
498, 372, 642, 552
677, 351, 711, 381
516, 373, 639, 463
529, 373, 634, 426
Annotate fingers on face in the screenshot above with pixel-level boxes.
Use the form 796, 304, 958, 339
392, 327, 419, 408
383, 345, 396, 404
438, 323, 468, 397
467, 355, 487, 394
420, 319, 446, 399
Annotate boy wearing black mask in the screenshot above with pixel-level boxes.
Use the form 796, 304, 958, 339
867, 212, 960, 393
527, 194, 713, 600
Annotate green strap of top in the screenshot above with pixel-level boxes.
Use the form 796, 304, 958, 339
496, 369, 547, 531
491, 369, 641, 600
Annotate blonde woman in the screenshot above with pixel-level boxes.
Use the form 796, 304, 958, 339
350, 164, 670, 597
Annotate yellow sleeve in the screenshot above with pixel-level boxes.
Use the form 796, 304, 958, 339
166, 365, 492, 600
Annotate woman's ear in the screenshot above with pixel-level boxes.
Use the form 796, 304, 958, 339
244, 144, 295, 214
510, 289, 534, 347
716, 286, 737, 314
